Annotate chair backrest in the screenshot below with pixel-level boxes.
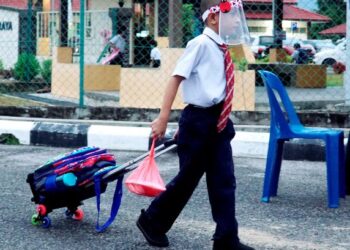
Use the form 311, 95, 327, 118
258, 70, 302, 135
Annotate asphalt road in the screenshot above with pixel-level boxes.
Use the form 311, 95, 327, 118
1, 145, 350, 250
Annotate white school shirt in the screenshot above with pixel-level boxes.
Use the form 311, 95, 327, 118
172, 27, 226, 107
150, 47, 161, 60
109, 34, 126, 53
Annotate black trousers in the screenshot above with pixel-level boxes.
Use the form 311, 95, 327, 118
110, 53, 124, 66
152, 60, 161, 68
146, 103, 239, 245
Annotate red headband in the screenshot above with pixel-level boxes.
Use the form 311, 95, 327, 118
202, 0, 243, 21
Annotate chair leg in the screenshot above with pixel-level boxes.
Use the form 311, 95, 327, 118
338, 132, 345, 198
270, 140, 284, 196
261, 137, 284, 203
325, 135, 341, 208
345, 133, 350, 195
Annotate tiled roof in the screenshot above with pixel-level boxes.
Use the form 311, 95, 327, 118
0, 0, 27, 9
246, 5, 330, 22
244, 0, 297, 3
0, 0, 81, 11
319, 23, 346, 35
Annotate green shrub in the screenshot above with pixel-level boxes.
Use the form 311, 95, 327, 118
285, 55, 293, 63
41, 59, 52, 83
14, 53, 40, 82
230, 52, 249, 72
0, 133, 20, 145
0, 59, 4, 73
181, 4, 195, 46
261, 56, 270, 63
237, 58, 248, 72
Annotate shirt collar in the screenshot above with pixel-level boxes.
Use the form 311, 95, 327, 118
203, 27, 225, 45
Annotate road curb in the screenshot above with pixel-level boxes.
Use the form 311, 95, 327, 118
0, 119, 347, 161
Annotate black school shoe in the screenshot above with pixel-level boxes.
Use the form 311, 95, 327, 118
213, 241, 255, 250
136, 209, 169, 247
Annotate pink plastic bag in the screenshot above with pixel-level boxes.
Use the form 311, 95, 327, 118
101, 48, 120, 65
125, 139, 166, 197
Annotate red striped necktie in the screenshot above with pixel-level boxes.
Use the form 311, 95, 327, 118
217, 44, 235, 133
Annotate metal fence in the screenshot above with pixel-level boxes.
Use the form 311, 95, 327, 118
0, 0, 347, 113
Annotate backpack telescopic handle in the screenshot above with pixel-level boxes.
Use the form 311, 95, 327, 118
100, 139, 177, 183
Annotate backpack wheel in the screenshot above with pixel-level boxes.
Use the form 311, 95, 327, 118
36, 204, 47, 216
65, 209, 74, 218
73, 208, 84, 221
42, 216, 51, 228
31, 214, 41, 226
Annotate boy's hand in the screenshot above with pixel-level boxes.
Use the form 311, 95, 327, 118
151, 117, 168, 139
151, 75, 182, 139
173, 128, 179, 140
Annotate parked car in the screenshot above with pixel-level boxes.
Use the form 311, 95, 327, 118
313, 40, 346, 66
303, 39, 335, 52
283, 38, 316, 55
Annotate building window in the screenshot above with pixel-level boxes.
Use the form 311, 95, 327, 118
285, 28, 306, 34
37, 11, 59, 38
248, 26, 267, 33
37, 11, 92, 39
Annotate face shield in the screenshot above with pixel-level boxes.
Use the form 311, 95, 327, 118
202, 0, 250, 45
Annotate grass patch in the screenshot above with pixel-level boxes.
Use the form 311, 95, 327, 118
326, 74, 343, 87
0, 133, 20, 145
255, 58, 269, 64
0, 95, 46, 106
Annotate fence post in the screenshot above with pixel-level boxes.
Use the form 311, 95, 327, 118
26, 0, 33, 53
272, 0, 283, 49
60, 0, 68, 46
79, 0, 85, 107
345, 0, 350, 105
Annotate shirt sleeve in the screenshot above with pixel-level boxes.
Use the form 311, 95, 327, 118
292, 50, 299, 60
172, 39, 204, 79
109, 35, 119, 45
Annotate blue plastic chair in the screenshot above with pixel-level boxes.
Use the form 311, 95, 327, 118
259, 70, 345, 208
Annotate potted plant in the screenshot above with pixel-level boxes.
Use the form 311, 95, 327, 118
333, 62, 346, 74
230, 53, 256, 111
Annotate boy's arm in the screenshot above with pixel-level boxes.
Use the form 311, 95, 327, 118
151, 75, 184, 139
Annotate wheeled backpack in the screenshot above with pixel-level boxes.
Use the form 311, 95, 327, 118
27, 140, 176, 232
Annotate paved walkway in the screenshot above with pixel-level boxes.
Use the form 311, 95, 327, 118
1, 144, 350, 250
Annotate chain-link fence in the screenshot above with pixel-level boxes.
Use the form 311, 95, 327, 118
0, 0, 347, 113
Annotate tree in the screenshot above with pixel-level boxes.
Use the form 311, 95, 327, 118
309, 0, 346, 39
181, 4, 195, 46
317, 0, 346, 25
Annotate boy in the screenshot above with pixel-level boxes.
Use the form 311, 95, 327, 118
108, 26, 126, 66
292, 43, 309, 64
150, 40, 161, 68
136, 1, 254, 249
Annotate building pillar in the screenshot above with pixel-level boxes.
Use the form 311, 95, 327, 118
169, 0, 183, 48
154, 0, 159, 39
19, 0, 37, 54
306, 21, 311, 39
158, 0, 168, 37
60, 0, 68, 46
270, 0, 285, 62
108, 8, 118, 37
272, 0, 283, 48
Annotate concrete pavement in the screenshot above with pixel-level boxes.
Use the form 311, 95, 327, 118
1, 144, 350, 250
